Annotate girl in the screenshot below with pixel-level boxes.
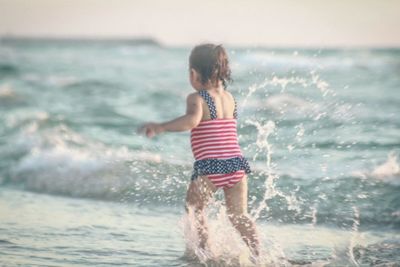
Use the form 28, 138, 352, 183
140, 44, 260, 259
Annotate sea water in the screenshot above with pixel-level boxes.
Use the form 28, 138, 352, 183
0, 38, 399, 266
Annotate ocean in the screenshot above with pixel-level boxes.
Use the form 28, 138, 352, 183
0, 38, 399, 266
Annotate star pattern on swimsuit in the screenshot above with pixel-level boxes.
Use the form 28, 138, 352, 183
233, 98, 238, 119
199, 90, 218, 119
199, 90, 238, 120
191, 156, 251, 180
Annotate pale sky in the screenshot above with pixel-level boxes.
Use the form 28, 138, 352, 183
0, 0, 399, 47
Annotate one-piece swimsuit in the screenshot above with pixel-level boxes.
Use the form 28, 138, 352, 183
190, 89, 251, 188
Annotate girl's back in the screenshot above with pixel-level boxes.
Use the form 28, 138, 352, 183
199, 90, 236, 121
190, 87, 250, 189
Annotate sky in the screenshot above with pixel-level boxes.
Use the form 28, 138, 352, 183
0, 0, 399, 47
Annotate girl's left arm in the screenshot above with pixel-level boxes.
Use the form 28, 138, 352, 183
139, 93, 202, 138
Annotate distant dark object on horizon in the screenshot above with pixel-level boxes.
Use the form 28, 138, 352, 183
0, 35, 161, 47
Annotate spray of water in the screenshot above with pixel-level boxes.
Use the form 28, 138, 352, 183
178, 55, 370, 265
348, 206, 360, 266
245, 119, 277, 219
241, 71, 334, 111
237, 68, 351, 265
179, 71, 331, 265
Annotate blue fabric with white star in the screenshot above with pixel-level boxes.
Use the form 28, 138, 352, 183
198, 90, 237, 119
191, 156, 251, 180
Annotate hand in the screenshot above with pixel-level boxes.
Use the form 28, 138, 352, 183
138, 123, 164, 138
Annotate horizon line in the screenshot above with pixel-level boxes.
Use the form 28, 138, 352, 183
1, 34, 400, 50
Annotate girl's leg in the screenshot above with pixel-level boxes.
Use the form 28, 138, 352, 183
223, 175, 260, 257
185, 176, 217, 250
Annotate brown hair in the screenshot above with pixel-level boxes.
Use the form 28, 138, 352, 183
189, 43, 232, 88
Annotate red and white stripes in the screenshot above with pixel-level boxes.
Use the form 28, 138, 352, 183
206, 170, 245, 188
191, 119, 241, 160
190, 119, 245, 188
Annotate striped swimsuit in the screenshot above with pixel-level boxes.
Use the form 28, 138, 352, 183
190, 90, 251, 189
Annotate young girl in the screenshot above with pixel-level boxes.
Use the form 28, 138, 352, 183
140, 44, 260, 259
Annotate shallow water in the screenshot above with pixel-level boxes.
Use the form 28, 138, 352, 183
0, 38, 399, 266
1, 187, 399, 266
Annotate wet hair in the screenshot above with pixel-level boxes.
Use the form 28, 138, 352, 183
189, 43, 232, 88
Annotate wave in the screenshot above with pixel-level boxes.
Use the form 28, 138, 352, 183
20, 74, 119, 93
264, 93, 314, 112
0, 84, 29, 108
3, 123, 398, 229
7, 123, 166, 199
353, 152, 400, 184
237, 51, 349, 70
0, 63, 18, 77
371, 152, 400, 179
1, 116, 399, 230
0, 84, 15, 98
353, 239, 400, 266
302, 141, 400, 150
22, 74, 79, 88
60, 79, 126, 97
5, 167, 400, 229
236, 49, 398, 71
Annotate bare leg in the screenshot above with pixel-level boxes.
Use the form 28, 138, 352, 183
185, 176, 217, 251
224, 175, 260, 257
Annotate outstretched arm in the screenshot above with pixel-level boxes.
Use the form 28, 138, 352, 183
139, 93, 203, 138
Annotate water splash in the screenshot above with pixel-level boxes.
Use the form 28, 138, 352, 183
348, 206, 360, 266
246, 119, 301, 219
352, 151, 400, 184
243, 119, 303, 265
330, 206, 361, 267
179, 201, 261, 266
371, 152, 400, 179
246, 119, 276, 218
241, 70, 334, 111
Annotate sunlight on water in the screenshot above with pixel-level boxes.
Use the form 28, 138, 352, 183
0, 40, 399, 266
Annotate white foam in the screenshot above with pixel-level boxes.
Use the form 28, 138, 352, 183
0, 84, 15, 98
180, 202, 283, 266
236, 50, 390, 72
46, 75, 78, 87
371, 152, 400, 180
265, 93, 313, 112
352, 152, 400, 184
10, 123, 164, 198
241, 72, 332, 115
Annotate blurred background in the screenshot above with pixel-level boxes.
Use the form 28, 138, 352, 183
0, 0, 399, 266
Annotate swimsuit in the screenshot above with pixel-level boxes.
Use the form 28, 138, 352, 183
190, 90, 251, 188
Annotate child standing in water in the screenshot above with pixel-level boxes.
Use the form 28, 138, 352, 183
140, 44, 260, 259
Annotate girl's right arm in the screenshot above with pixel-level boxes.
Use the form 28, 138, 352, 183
139, 93, 202, 138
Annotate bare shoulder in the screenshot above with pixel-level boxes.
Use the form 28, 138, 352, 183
186, 92, 203, 114
223, 90, 236, 103
186, 92, 202, 104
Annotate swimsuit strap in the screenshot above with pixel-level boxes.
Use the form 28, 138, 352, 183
199, 90, 238, 120
233, 96, 238, 119
199, 90, 218, 120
